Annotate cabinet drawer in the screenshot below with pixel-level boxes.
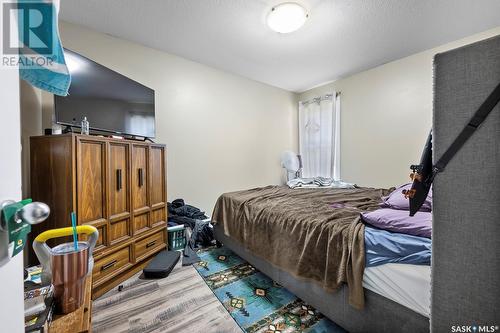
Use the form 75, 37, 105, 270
135, 230, 166, 261
93, 245, 132, 284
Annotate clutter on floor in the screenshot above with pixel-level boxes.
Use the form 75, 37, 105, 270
167, 199, 216, 265
143, 250, 181, 279
24, 266, 54, 333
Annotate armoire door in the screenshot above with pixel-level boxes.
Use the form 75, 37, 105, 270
131, 144, 150, 235
76, 137, 107, 252
149, 146, 166, 228
108, 142, 131, 246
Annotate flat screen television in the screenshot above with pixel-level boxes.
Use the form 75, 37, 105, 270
55, 49, 155, 138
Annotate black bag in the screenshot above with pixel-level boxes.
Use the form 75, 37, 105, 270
143, 250, 180, 279
406, 81, 500, 216
405, 130, 433, 216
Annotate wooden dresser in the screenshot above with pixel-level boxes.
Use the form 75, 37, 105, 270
29, 134, 167, 299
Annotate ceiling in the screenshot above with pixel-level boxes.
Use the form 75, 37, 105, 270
59, 0, 500, 92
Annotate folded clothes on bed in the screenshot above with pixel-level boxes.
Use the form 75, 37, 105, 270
364, 226, 431, 267
287, 177, 355, 189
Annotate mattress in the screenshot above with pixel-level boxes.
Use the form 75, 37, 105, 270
363, 263, 431, 318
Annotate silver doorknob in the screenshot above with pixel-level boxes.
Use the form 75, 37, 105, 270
15, 202, 50, 225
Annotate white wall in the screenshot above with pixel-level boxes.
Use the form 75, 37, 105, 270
0, 51, 24, 333
298, 27, 500, 188
20, 81, 42, 198
35, 21, 298, 213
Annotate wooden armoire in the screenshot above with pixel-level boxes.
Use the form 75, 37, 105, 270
29, 134, 167, 298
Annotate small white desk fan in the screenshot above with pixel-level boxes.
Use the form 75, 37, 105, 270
281, 151, 302, 181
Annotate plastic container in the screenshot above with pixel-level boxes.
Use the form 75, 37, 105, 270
81, 117, 89, 135
167, 225, 186, 251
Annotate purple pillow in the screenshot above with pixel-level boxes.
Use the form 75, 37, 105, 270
362, 208, 432, 238
380, 183, 432, 212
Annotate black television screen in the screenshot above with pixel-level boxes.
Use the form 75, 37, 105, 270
55, 49, 155, 138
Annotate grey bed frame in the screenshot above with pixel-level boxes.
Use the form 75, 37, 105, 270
432, 36, 500, 331
214, 225, 429, 333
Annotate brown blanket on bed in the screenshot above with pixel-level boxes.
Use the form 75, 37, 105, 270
212, 185, 392, 309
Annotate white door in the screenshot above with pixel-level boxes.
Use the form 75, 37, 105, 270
0, 56, 24, 332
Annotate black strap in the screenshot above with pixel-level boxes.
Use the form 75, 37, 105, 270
432, 81, 500, 178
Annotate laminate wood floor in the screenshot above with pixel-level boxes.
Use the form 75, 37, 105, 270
92, 260, 242, 333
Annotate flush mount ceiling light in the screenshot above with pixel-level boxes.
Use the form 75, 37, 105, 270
267, 2, 309, 34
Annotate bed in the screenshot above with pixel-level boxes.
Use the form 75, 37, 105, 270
212, 185, 430, 332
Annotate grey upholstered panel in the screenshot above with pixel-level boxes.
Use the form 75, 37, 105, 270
215, 226, 429, 333
432, 35, 500, 332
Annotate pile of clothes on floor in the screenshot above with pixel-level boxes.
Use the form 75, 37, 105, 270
167, 199, 216, 265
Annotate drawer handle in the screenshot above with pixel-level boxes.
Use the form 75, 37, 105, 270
101, 260, 117, 271
146, 241, 156, 248
116, 169, 122, 191
138, 168, 144, 187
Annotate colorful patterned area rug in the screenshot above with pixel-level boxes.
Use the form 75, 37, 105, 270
194, 246, 346, 333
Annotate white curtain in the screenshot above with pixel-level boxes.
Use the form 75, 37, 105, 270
299, 92, 341, 180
